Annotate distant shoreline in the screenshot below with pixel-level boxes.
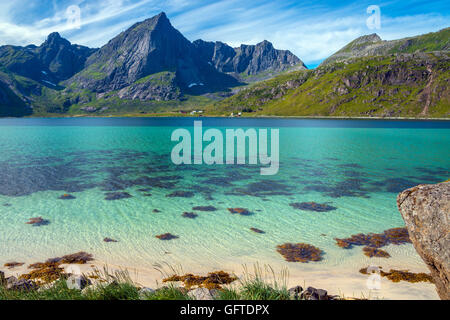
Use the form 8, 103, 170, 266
8, 114, 450, 121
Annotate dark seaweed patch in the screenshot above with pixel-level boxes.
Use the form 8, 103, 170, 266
289, 202, 337, 212
182, 212, 198, 219
26, 217, 50, 226
360, 267, 433, 283
276, 243, 323, 263
362, 247, 390, 258
228, 208, 253, 216
4, 262, 24, 269
202, 177, 234, 187
104, 192, 132, 200
58, 194, 76, 200
228, 179, 294, 197
156, 233, 179, 240
375, 178, 418, 193
166, 191, 195, 198
338, 163, 364, 169
250, 227, 265, 234
163, 271, 237, 290
335, 227, 411, 249
342, 170, 365, 178
415, 167, 449, 176
192, 206, 217, 211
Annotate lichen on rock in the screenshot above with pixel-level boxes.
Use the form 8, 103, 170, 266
397, 182, 450, 300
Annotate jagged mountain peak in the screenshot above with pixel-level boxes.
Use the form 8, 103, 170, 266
41, 32, 71, 48
128, 11, 171, 32
353, 33, 382, 44
0, 32, 95, 83
70, 12, 240, 95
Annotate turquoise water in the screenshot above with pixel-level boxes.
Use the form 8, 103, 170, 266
0, 118, 449, 295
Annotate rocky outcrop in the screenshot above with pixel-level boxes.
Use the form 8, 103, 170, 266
0, 33, 96, 84
321, 27, 449, 66
193, 39, 305, 80
68, 12, 240, 97
397, 182, 450, 299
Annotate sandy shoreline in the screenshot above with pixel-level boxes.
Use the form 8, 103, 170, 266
2, 256, 439, 300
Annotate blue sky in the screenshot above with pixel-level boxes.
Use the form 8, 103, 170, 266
0, 0, 448, 66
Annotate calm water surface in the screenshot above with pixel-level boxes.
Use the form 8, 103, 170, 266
0, 118, 448, 297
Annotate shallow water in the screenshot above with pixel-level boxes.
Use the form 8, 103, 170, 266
0, 118, 449, 298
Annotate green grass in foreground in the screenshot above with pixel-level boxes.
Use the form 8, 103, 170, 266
0, 265, 296, 301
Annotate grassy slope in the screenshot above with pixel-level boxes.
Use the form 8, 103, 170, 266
208, 52, 450, 118
321, 27, 450, 66
388, 27, 450, 54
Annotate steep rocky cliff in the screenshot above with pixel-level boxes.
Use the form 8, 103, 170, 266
397, 182, 450, 300
193, 39, 305, 81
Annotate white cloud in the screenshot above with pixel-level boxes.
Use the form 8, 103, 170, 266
0, 0, 448, 64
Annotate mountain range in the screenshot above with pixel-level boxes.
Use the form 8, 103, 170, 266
0, 12, 448, 118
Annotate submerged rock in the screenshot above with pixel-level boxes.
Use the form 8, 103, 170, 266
104, 192, 132, 200
289, 202, 337, 212
276, 243, 323, 263
156, 233, 179, 240
397, 182, 450, 299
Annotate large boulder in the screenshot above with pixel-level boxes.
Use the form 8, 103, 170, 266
6, 277, 38, 291
397, 182, 450, 300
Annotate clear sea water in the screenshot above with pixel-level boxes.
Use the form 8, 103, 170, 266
0, 118, 449, 298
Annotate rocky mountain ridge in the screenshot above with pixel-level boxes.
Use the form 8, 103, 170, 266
321, 27, 450, 65
0, 12, 305, 115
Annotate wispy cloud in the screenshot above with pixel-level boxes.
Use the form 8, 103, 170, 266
0, 0, 448, 64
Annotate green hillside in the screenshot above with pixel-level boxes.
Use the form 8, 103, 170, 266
208, 52, 450, 118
